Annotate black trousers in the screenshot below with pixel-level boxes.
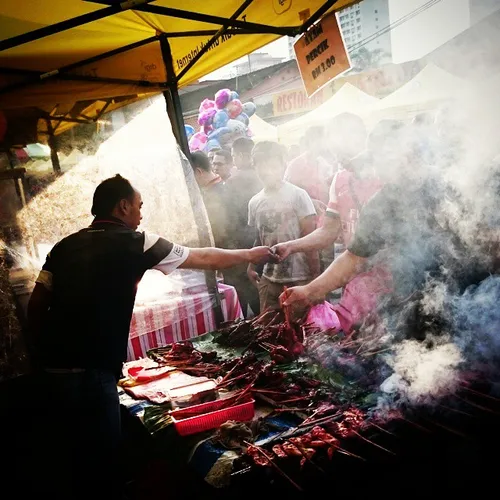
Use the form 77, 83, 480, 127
32, 369, 123, 500
224, 265, 260, 318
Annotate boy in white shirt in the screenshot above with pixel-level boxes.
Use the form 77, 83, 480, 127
247, 141, 319, 312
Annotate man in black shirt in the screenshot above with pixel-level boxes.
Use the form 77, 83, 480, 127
27, 174, 271, 499
223, 137, 263, 316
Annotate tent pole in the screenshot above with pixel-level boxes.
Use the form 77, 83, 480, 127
159, 36, 189, 155
86, 1, 297, 36
46, 120, 61, 174
301, 0, 340, 32
159, 35, 224, 326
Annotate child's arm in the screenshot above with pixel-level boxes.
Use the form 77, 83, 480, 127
299, 215, 321, 278
247, 236, 261, 287
247, 200, 261, 288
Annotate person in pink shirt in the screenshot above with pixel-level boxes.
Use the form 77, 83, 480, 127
274, 117, 396, 335
284, 125, 334, 207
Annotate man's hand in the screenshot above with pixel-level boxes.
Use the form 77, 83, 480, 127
280, 284, 323, 309
247, 267, 261, 288
272, 242, 293, 262
248, 246, 274, 265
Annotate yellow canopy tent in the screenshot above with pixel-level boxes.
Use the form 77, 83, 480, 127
0, 0, 359, 153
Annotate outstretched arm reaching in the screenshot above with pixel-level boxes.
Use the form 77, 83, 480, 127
180, 246, 272, 271
273, 214, 341, 261
279, 250, 366, 309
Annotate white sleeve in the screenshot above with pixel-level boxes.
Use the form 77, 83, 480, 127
143, 232, 190, 275
295, 188, 317, 218
247, 197, 256, 227
326, 172, 340, 216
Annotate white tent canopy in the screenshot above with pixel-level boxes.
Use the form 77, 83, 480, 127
372, 64, 471, 119
278, 83, 380, 144
249, 114, 278, 142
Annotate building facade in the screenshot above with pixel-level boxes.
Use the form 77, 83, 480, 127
338, 0, 392, 63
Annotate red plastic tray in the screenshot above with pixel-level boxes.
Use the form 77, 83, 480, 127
170, 397, 255, 436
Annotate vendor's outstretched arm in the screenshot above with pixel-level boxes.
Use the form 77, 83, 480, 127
273, 215, 341, 260
280, 250, 366, 308
180, 246, 272, 271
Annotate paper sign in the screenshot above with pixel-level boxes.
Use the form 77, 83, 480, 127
293, 12, 351, 97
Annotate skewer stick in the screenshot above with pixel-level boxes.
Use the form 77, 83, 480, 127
460, 385, 500, 403
243, 442, 303, 492
336, 447, 366, 461
422, 418, 468, 439
453, 394, 498, 414
369, 422, 397, 436
218, 358, 244, 385
352, 430, 396, 455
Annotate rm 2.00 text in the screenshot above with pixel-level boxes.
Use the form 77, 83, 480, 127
311, 56, 336, 80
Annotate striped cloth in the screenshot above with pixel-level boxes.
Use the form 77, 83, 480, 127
127, 284, 242, 361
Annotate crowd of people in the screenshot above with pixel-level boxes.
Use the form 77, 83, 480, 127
191, 109, 497, 338
190, 113, 396, 331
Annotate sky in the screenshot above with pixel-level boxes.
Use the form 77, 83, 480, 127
389, 0, 470, 63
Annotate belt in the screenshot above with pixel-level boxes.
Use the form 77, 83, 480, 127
44, 368, 86, 374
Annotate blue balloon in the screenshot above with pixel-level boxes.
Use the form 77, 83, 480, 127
213, 109, 229, 129
242, 102, 256, 117
184, 124, 195, 139
230, 91, 239, 101
205, 139, 221, 152
235, 112, 249, 126
208, 126, 231, 141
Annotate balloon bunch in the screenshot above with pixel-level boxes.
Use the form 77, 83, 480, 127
188, 89, 256, 152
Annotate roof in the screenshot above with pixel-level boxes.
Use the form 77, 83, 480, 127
0, 1, 360, 145
278, 82, 379, 142
374, 64, 469, 110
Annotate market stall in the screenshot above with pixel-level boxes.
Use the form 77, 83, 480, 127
116, 311, 500, 495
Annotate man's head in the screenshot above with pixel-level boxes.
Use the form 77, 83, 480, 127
91, 174, 142, 230
304, 125, 326, 158
368, 120, 411, 184
328, 113, 367, 164
208, 146, 221, 162
252, 141, 287, 190
191, 151, 218, 188
231, 137, 254, 170
212, 149, 233, 181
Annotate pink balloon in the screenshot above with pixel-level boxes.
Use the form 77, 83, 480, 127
198, 108, 216, 126
215, 88, 231, 109
199, 98, 215, 113
226, 99, 243, 119
189, 131, 208, 152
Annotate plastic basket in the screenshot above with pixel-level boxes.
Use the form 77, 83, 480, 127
170, 397, 255, 436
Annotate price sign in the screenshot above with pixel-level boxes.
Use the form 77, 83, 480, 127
293, 12, 351, 97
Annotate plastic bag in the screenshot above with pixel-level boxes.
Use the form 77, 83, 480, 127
305, 301, 342, 331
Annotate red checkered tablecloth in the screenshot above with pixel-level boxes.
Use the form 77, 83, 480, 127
127, 284, 242, 361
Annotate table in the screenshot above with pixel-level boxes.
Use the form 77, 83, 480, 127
127, 284, 243, 361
